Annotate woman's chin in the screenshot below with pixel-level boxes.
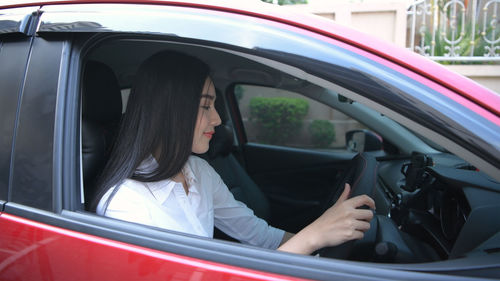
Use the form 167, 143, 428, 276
192, 146, 209, 155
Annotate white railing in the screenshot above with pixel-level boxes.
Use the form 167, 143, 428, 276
407, 0, 500, 62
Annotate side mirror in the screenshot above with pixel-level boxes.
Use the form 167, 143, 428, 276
346, 129, 383, 152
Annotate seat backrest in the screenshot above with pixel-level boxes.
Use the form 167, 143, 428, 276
206, 123, 271, 221
81, 60, 122, 208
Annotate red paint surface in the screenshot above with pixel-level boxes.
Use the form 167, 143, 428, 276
0, 213, 307, 281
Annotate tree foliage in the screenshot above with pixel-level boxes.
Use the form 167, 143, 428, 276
309, 120, 335, 148
249, 97, 309, 145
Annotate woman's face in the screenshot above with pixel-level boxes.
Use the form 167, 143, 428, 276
192, 77, 221, 154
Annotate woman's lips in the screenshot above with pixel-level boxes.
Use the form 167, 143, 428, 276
204, 131, 215, 139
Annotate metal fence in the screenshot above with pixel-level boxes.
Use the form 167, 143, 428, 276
407, 0, 500, 62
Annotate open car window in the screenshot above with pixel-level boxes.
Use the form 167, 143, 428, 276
78, 35, 500, 268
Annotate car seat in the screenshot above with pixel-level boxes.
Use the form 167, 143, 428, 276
81, 60, 122, 209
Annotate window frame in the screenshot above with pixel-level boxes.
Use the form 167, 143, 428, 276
0, 38, 33, 203
0, 6, 39, 205
63, 33, 498, 279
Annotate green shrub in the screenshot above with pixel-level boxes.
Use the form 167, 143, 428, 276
234, 85, 244, 102
249, 97, 309, 145
309, 120, 335, 148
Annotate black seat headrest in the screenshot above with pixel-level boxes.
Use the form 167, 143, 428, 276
82, 60, 122, 124
82, 121, 106, 185
82, 60, 122, 208
207, 123, 234, 159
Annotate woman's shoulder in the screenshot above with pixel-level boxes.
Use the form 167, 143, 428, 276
187, 155, 213, 171
187, 155, 220, 181
96, 179, 152, 213
115, 178, 151, 195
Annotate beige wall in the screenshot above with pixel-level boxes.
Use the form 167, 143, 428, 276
284, 0, 410, 47
284, 0, 499, 95
444, 65, 500, 95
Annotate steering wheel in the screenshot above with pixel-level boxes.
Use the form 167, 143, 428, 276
318, 152, 378, 259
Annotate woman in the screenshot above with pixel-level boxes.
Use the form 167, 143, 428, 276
93, 50, 375, 255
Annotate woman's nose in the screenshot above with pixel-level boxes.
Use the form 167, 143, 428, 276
211, 108, 222, 126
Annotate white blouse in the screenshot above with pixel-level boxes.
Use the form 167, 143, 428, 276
96, 155, 284, 249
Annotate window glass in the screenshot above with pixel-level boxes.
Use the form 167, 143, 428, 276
235, 84, 368, 150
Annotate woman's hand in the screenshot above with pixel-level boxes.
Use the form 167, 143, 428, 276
278, 183, 375, 255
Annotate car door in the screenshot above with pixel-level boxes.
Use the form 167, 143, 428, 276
1, 5, 300, 281
1, 4, 332, 281
1, 2, 498, 281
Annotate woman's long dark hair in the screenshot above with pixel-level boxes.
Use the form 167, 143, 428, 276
91, 50, 210, 211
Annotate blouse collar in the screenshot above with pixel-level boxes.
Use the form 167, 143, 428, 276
137, 155, 199, 204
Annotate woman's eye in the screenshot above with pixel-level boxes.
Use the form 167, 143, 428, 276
201, 106, 211, 110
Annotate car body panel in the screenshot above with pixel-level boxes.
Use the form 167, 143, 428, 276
2, 205, 480, 281
0, 213, 308, 281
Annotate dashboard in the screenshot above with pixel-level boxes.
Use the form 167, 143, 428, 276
370, 153, 500, 263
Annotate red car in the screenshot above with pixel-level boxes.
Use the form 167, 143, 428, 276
1, 1, 499, 280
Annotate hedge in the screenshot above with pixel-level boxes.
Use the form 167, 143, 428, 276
309, 119, 335, 148
249, 97, 309, 145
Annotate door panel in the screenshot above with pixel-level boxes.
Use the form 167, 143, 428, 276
242, 143, 355, 232
232, 84, 360, 232
0, 212, 305, 281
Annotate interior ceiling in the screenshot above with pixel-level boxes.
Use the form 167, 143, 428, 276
87, 39, 285, 90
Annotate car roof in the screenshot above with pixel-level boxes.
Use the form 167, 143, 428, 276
2, 0, 499, 118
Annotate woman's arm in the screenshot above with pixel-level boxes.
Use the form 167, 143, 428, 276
278, 183, 375, 255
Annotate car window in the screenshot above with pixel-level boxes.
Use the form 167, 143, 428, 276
235, 84, 368, 151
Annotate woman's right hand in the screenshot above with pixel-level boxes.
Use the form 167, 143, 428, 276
278, 183, 375, 255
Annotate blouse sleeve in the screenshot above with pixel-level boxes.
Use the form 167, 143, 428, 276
205, 161, 285, 249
